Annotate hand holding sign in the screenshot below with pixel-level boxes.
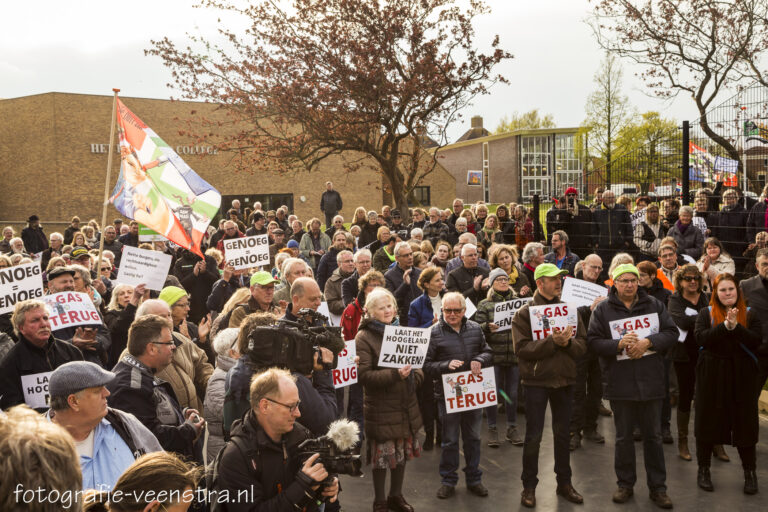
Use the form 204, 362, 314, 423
398, 365, 413, 379
72, 327, 97, 351
552, 325, 574, 346
627, 338, 651, 359
470, 360, 481, 376
448, 359, 463, 370
618, 332, 638, 351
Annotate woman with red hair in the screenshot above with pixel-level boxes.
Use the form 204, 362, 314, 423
694, 273, 763, 495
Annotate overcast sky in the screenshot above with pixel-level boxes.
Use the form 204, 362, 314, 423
1, 0, 700, 142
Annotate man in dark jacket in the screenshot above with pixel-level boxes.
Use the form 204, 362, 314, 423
425, 292, 493, 499
545, 197, 571, 246
591, 191, 633, 277
739, 247, 768, 390
543, 230, 580, 276
245, 211, 269, 237
341, 249, 372, 306
21, 214, 49, 255
215, 368, 339, 512
446, 243, 490, 307
512, 264, 586, 508
63, 216, 81, 245
713, 188, 749, 274
325, 250, 355, 316
173, 249, 220, 323
206, 264, 248, 314
385, 242, 422, 325
107, 314, 204, 460
320, 181, 343, 229
587, 264, 677, 509
118, 220, 140, 248
101, 225, 125, 267
0, 299, 84, 411
564, 187, 593, 258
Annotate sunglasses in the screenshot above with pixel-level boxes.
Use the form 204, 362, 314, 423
682, 276, 699, 282
443, 308, 464, 314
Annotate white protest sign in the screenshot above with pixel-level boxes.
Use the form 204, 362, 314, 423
609, 313, 660, 360
465, 298, 477, 319
630, 208, 647, 229
116, 245, 173, 291
333, 340, 358, 389
693, 216, 707, 237
529, 303, 578, 340
492, 297, 533, 332
224, 235, 270, 270
21, 371, 53, 409
561, 277, 608, 309
43, 292, 102, 331
441, 367, 497, 414
0, 261, 44, 314
677, 327, 688, 342
317, 301, 341, 327
378, 325, 431, 369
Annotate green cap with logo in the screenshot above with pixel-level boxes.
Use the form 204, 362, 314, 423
612, 263, 639, 281
534, 263, 568, 280
250, 270, 280, 287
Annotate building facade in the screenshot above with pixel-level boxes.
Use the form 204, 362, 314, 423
0, 92, 456, 232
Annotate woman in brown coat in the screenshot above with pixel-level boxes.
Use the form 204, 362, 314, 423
357, 287, 423, 512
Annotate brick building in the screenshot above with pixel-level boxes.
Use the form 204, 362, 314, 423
0, 92, 456, 232
436, 116, 583, 203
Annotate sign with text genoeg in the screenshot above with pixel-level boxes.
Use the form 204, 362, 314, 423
0, 261, 44, 314
529, 303, 578, 340
333, 340, 357, 389
378, 326, 431, 369
224, 235, 270, 270
493, 297, 532, 332
43, 292, 102, 330
610, 313, 659, 361
441, 367, 496, 413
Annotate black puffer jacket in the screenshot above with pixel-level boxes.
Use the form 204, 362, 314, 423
587, 288, 678, 401
424, 317, 492, 399
591, 204, 633, 251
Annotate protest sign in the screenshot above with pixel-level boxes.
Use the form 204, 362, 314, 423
630, 208, 646, 229
0, 261, 44, 314
465, 298, 477, 319
441, 367, 497, 413
44, 292, 102, 331
333, 340, 357, 389
609, 313, 660, 360
317, 301, 341, 327
378, 325, 431, 369
21, 371, 52, 409
116, 245, 173, 291
561, 277, 608, 309
492, 297, 533, 332
224, 235, 270, 270
529, 303, 578, 340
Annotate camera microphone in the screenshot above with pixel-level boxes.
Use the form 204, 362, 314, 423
326, 419, 360, 452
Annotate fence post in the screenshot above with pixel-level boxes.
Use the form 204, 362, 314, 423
532, 193, 541, 242
682, 120, 690, 204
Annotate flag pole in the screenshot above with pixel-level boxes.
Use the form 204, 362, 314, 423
96, 89, 120, 280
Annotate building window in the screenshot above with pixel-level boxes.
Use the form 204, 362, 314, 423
408, 186, 431, 207
555, 134, 583, 196
521, 136, 551, 199
219, 194, 294, 223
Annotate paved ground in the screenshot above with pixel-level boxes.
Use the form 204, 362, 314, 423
339, 409, 768, 511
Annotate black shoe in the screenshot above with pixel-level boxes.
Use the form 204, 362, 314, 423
633, 427, 642, 442
744, 469, 758, 495
387, 495, 414, 512
583, 428, 605, 444
556, 484, 584, 504
649, 491, 673, 509
436, 485, 455, 499
569, 432, 581, 451
467, 483, 488, 497
661, 427, 673, 444
612, 487, 633, 503
521, 488, 536, 508
697, 466, 714, 492
423, 434, 434, 451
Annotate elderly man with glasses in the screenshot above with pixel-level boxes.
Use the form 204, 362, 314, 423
587, 264, 678, 509
425, 292, 493, 500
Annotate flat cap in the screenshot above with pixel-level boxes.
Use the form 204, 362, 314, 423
49, 361, 115, 398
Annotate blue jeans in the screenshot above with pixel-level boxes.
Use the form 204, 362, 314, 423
485, 365, 519, 428
437, 400, 483, 487
521, 385, 573, 489
611, 399, 667, 492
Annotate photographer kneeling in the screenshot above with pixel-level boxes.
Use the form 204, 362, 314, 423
215, 367, 339, 511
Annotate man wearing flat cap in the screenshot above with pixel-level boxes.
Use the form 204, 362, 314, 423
21, 214, 49, 255
47, 361, 162, 490
0, 299, 84, 411
513, 263, 586, 508
587, 264, 678, 509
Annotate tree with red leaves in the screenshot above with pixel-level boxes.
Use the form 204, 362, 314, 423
147, 0, 511, 217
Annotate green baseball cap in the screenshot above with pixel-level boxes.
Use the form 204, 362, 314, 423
250, 271, 280, 287
612, 263, 639, 281
534, 263, 568, 280
158, 286, 188, 307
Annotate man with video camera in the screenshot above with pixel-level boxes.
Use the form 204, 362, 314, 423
213, 367, 340, 511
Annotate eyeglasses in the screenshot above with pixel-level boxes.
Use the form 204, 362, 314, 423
151, 341, 175, 346
682, 276, 698, 282
615, 278, 638, 285
264, 397, 301, 413
588, 265, 603, 271
173, 302, 190, 308
443, 308, 465, 314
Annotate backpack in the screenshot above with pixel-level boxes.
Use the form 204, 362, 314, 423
105, 409, 144, 459
204, 432, 261, 512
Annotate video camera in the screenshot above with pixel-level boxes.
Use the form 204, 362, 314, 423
298, 419, 363, 486
245, 308, 345, 375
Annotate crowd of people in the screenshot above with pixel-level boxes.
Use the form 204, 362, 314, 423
1, 179, 768, 511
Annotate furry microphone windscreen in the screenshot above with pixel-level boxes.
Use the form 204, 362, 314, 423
326, 419, 360, 451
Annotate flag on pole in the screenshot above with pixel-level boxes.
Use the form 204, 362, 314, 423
744, 120, 768, 150
110, 98, 221, 257
688, 142, 715, 182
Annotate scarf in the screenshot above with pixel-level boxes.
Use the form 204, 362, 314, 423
675, 219, 690, 235
506, 265, 519, 285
